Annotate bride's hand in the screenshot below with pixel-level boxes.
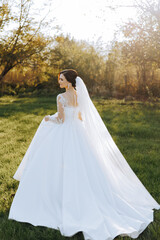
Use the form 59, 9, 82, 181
44, 115, 50, 121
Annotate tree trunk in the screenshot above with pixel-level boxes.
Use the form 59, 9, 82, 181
0, 65, 13, 96
142, 67, 147, 96
124, 73, 128, 96
0, 65, 13, 82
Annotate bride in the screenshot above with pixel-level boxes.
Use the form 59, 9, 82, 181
8, 69, 160, 240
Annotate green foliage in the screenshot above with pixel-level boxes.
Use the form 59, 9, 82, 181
0, 96, 160, 240
101, 1, 160, 99
0, 0, 10, 30
50, 34, 106, 91
120, 0, 160, 97
1, 1, 160, 100
1, 34, 106, 97
0, 0, 50, 86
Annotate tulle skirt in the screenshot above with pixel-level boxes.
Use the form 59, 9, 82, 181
8, 117, 160, 240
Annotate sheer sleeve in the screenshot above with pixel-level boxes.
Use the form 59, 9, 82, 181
49, 94, 65, 124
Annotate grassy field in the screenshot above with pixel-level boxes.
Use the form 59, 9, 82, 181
0, 96, 160, 240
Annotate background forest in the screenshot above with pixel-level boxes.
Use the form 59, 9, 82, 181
0, 0, 160, 100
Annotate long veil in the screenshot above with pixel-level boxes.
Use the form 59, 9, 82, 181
75, 76, 160, 210
13, 75, 160, 211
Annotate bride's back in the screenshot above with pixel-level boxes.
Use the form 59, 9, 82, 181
58, 91, 82, 122
61, 91, 78, 108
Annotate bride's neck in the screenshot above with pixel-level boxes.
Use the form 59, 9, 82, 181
65, 87, 75, 93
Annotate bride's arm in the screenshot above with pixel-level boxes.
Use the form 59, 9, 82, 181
45, 94, 65, 124
78, 111, 83, 121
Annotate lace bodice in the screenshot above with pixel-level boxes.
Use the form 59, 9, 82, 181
48, 93, 82, 124
57, 92, 78, 107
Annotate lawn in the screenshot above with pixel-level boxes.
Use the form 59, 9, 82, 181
0, 96, 160, 240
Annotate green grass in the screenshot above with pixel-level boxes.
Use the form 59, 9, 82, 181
0, 96, 160, 240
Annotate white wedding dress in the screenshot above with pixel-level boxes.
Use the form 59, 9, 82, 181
8, 87, 160, 240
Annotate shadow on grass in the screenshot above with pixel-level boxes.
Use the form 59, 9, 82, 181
100, 100, 160, 140
0, 96, 57, 118
0, 211, 84, 240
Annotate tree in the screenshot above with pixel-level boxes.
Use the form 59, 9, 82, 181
0, 0, 50, 86
49, 34, 106, 93
121, 0, 160, 96
0, 0, 10, 30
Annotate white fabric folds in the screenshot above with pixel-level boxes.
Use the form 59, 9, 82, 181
8, 76, 160, 240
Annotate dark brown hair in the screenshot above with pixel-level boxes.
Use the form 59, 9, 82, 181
58, 69, 78, 89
